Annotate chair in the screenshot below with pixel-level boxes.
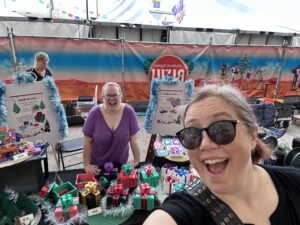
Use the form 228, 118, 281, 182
56, 115, 85, 170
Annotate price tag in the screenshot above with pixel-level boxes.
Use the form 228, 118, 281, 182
20, 214, 34, 225
88, 206, 102, 216
13, 152, 28, 161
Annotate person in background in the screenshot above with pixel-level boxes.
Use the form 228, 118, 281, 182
28, 52, 53, 81
83, 82, 141, 175
144, 84, 300, 225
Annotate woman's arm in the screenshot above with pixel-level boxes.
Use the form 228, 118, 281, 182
129, 133, 141, 167
83, 135, 100, 175
143, 210, 177, 225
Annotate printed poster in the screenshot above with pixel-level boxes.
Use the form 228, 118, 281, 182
5, 82, 63, 144
150, 82, 187, 136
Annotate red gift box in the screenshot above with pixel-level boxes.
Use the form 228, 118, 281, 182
119, 168, 138, 188
75, 173, 100, 190
55, 205, 78, 223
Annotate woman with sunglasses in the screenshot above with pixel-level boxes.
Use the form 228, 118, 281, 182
82, 82, 141, 175
144, 84, 300, 225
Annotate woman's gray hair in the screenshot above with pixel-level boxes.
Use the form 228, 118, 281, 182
33, 52, 49, 67
101, 82, 122, 96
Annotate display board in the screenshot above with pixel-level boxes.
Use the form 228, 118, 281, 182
144, 76, 194, 136
0, 73, 68, 144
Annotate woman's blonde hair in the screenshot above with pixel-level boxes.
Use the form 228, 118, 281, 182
182, 84, 271, 163
101, 82, 122, 96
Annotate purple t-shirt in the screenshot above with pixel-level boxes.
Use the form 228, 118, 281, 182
82, 104, 140, 167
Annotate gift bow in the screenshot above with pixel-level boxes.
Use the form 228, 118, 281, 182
85, 181, 97, 193
99, 176, 108, 186
164, 175, 176, 183
61, 194, 74, 208
104, 162, 114, 172
163, 163, 176, 171
175, 168, 189, 177
144, 165, 154, 176
112, 183, 124, 195
140, 183, 151, 194
173, 183, 185, 192
123, 164, 133, 175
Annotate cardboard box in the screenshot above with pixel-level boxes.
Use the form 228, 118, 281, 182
292, 115, 300, 126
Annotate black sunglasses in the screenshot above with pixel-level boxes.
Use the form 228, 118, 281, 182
176, 120, 239, 150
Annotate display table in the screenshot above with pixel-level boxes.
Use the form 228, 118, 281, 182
0, 146, 49, 193
44, 169, 151, 225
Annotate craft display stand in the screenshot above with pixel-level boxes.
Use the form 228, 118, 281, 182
145, 134, 190, 168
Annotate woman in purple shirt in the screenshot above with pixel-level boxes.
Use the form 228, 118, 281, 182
82, 82, 141, 175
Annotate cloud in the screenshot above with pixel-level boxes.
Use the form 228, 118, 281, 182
216, 0, 251, 14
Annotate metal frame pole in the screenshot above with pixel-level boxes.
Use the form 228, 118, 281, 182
7, 27, 18, 70
274, 40, 288, 98
121, 31, 125, 99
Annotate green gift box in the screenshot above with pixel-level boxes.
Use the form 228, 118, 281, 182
52, 182, 78, 204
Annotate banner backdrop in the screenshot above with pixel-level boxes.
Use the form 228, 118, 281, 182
1, 36, 300, 101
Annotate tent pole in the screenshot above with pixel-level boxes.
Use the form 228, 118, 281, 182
274, 40, 288, 98
7, 27, 18, 71
121, 31, 125, 99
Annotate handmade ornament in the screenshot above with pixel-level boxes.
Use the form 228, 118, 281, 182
119, 164, 138, 188
102, 162, 118, 181
133, 183, 156, 211
163, 175, 177, 194
75, 173, 100, 190
106, 183, 129, 208
161, 163, 177, 178
55, 194, 79, 223
175, 168, 193, 184
52, 182, 78, 204
140, 165, 160, 187
80, 181, 101, 209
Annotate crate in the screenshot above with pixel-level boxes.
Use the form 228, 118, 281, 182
292, 115, 300, 126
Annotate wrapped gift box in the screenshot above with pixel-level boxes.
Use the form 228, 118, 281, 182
163, 175, 177, 194
171, 182, 186, 193
169, 146, 183, 158
80, 181, 101, 209
162, 138, 173, 147
133, 183, 156, 211
140, 165, 160, 187
55, 194, 79, 223
106, 183, 129, 208
161, 163, 177, 179
175, 168, 193, 184
102, 162, 118, 181
154, 141, 164, 149
155, 149, 168, 157
119, 164, 138, 188
75, 173, 100, 190
52, 182, 78, 204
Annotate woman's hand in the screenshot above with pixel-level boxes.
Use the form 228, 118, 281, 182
127, 159, 140, 168
84, 164, 100, 175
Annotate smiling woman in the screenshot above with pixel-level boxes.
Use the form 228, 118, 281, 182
82, 82, 141, 175
144, 84, 300, 225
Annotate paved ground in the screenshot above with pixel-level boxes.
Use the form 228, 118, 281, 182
46, 113, 300, 172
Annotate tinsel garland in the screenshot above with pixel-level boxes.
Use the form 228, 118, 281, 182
0, 80, 7, 126
144, 76, 194, 132
12, 71, 35, 84
42, 77, 68, 138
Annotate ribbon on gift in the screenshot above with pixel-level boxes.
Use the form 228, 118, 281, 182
112, 183, 124, 195
175, 168, 190, 184
85, 181, 97, 193
172, 182, 185, 193
164, 175, 177, 194
99, 176, 109, 187
61, 194, 74, 208
104, 162, 114, 172
136, 183, 156, 196
123, 164, 133, 175
144, 165, 154, 176
162, 163, 177, 176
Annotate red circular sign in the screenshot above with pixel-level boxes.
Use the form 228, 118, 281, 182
148, 55, 189, 83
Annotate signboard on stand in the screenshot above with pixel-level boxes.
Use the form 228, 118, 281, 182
144, 76, 194, 136
0, 74, 68, 144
